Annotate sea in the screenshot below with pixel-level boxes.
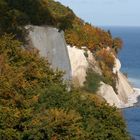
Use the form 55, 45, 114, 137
101, 26, 140, 140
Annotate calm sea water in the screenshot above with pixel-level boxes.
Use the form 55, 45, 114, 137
102, 26, 140, 140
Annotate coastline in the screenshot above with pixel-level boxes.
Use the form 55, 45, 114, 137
121, 88, 140, 108
122, 88, 140, 140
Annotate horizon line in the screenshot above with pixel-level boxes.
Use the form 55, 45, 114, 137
94, 24, 140, 27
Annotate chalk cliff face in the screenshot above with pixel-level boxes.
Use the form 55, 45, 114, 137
98, 82, 122, 108
67, 46, 88, 86
67, 46, 101, 86
114, 58, 134, 103
27, 25, 134, 108
98, 58, 134, 107
26, 25, 71, 81
117, 72, 134, 103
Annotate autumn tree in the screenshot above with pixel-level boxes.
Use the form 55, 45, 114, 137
0, 34, 65, 139
113, 37, 123, 53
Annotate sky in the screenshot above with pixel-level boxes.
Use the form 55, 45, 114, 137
56, 0, 140, 27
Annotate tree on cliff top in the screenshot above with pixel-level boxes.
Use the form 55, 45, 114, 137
0, 0, 74, 39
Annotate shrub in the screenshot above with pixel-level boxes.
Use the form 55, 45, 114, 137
21, 108, 84, 140
84, 51, 89, 58
96, 48, 115, 69
38, 89, 130, 140
84, 69, 102, 93
45, 109, 84, 139
29, 83, 130, 140
113, 37, 123, 54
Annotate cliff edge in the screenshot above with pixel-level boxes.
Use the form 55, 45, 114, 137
98, 58, 134, 108
27, 25, 134, 108
26, 25, 72, 82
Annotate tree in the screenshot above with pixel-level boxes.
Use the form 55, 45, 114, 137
113, 37, 123, 53
0, 34, 65, 139
84, 69, 101, 93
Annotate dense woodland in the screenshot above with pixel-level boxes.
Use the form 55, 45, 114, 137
0, 0, 129, 139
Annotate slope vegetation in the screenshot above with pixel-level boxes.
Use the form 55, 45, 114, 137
0, 0, 129, 139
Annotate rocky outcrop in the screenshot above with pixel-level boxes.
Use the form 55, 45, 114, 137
86, 50, 102, 75
98, 82, 122, 108
98, 58, 134, 108
67, 46, 88, 86
67, 45, 101, 86
117, 71, 134, 103
114, 58, 134, 103
26, 25, 72, 81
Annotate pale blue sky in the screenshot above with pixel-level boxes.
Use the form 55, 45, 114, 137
56, 0, 140, 26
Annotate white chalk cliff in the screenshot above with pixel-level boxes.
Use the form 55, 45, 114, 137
98, 82, 122, 107
98, 58, 134, 108
67, 46, 88, 86
27, 25, 134, 108
26, 25, 71, 81
114, 58, 134, 103
67, 46, 101, 86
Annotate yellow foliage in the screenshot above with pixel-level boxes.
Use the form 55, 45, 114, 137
96, 48, 115, 69
65, 19, 113, 51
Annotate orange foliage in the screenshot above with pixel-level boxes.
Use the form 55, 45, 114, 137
96, 48, 115, 69
65, 19, 114, 51
113, 37, 123, 53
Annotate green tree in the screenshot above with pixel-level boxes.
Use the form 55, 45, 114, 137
84, 69, 101, 93
0, 34, 65, 139
0, 0, 75, 39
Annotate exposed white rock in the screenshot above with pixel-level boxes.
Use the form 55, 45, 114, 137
113, 58, 121, 73
97, 57, 134, 108
98, 82, 122, 108
26, 25, 72, 81
116, 71, 134, 103
67, 46, 88, 86
86, 50, 102, 75
98, 81, 140, 108
67, 46, 101, 86
113, 58, 134, 103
